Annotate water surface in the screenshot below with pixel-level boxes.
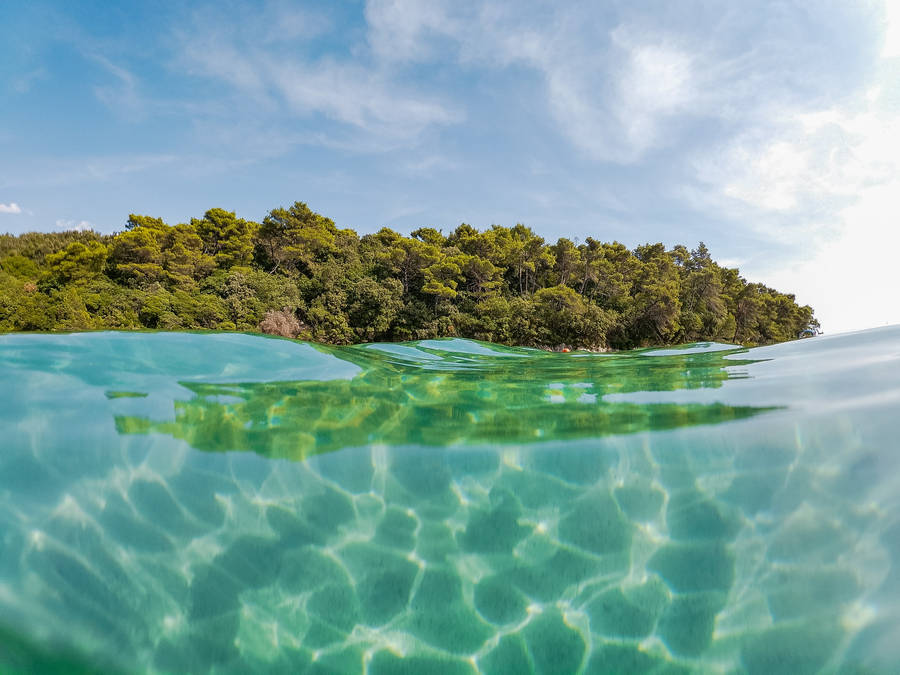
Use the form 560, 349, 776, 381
1, 328, 898, 673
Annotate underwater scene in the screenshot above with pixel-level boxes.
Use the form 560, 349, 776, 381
1, 327, 899, 674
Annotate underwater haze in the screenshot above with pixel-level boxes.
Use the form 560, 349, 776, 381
1, 328, 899, 674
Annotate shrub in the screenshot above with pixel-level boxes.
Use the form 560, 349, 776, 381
258, 308, 304, 338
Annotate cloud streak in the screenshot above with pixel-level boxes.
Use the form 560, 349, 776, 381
0, 203, 23, 214
173, 3, 463, 148
88, 53, 144, 119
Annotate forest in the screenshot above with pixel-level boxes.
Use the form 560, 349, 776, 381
0, 201, 817, 349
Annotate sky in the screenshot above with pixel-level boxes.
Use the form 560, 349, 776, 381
1, 0, 899, 334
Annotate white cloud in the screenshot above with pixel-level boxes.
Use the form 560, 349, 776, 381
178, 33, 269, 98
365, 0, 459, 63
722, 140, 809, 212
362, 1, 701, 163
609, 31, 696, 159
625, 45, 693, 111
883, 0, 900, 58
54, 219, 95, 232
697, 79, 900, 332
264, 58, 461, 136
400, 155, 459, 174
0, 202, 22, 214
174, 4, 463, 147
762, 179, 900, 333
179, 1, 840, 165
89, 53, 143, 118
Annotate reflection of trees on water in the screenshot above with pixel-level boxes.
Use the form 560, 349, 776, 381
114, 342, 776, 461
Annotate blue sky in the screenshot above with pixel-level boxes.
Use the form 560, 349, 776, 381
1, 0, 899, 333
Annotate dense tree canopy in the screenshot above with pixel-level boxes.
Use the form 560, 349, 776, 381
0, 202, 818, 348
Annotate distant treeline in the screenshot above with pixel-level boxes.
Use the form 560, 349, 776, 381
0, 202, 817, 348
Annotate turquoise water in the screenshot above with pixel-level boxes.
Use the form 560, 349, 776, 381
1, 328, 898, 673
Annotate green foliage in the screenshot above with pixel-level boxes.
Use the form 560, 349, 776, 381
256, 201, 345, 275
0, 204, 816, 348
43, 240, 108, 287
108, 216, 169, 285
192, 208, 258, 269
533, 285, 613, 349
347, 277, 403, 342
0, 254, 40, 279
109, 216, 216, 288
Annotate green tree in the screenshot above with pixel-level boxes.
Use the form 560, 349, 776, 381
161, 224, 215, 287
551, 238, 581, 287
108, 215, 169, 284
498, 224, 555, 295
364, 228, 440, 296
256, 202, 342, 275
422, 256, 463, 300
533, 285, 612, 348
347, 277, 403, 341
623, 243, 682, 346
192, 208, 258, 269
43, 240, 108, 286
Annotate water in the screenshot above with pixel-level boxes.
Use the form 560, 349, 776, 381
0, 328, 898, 674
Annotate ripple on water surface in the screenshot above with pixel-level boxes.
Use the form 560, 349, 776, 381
1, 328, 899, 673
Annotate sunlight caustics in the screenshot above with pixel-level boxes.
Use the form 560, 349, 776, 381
0, 329, 898, 673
